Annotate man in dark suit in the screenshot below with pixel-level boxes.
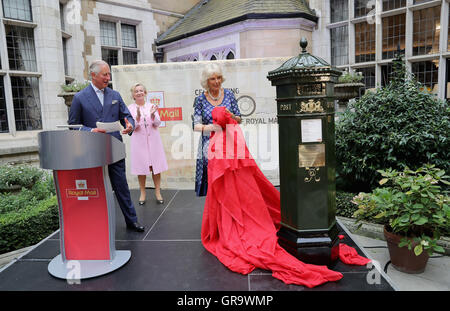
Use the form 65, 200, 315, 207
69, 60, 145, 232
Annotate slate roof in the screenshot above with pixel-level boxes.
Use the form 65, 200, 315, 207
156, 0, 317, 46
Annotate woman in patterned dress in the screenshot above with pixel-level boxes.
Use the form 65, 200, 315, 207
193, 63, 241, 196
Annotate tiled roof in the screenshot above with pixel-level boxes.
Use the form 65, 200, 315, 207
156, 0, 316, 45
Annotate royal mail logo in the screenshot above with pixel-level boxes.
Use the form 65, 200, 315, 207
66, 180, 99, 200
150, 97, 161, 106
159, 107, 183, 121
76, 180, 86, 189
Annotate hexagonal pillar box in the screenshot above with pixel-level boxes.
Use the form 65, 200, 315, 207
267, 38, 342, 265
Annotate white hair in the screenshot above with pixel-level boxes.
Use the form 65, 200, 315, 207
200, 63, 226, 91
89, 60, 109, 76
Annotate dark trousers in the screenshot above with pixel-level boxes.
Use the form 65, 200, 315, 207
108, 159, 137, 225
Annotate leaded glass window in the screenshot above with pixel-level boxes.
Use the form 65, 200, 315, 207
330, 0, 348, 23
382, 0, 406, 12
123, 51, 138, 65
2, 0, 32, 22
356, 66, 376, 91
5, 25, 37, 72
121, 24, 137, 48
382, 14, 406, 59
11, 76, 41, 131
0, 77, 8, 133
355, 22, 376, 63
331, 26, 348, 66
100, 21, 117, 46
354, 0, 372, 18
413, 6, 441, 56
412, 61, 439, 92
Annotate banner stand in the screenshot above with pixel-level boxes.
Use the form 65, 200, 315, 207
38, 130, 131, 280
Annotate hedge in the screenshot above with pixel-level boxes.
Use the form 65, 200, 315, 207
0, 195, 59, 254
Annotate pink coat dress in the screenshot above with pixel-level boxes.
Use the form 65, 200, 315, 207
128, 102, 168, 175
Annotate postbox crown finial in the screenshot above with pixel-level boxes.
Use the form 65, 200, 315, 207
300, 38, 308, 53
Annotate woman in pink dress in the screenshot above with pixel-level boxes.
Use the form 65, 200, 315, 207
128, 83, 168, 205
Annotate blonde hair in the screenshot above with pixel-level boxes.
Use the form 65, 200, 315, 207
200, 63, 226, 91
130, 83, 147, 100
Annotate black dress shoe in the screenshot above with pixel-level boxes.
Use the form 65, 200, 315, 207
139, 200, 146, 205
156, 199, 164, 204
126, 222, 145, 232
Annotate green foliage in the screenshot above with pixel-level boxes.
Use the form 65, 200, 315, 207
60, 80, 90, 92
0, 165, 57, 254
336, 191, 359, 218
337, 70, 364, 84
352, 164, 450, 256
0, 196, 59, 254
0, 165, 45, 189
336, 55, 450, 191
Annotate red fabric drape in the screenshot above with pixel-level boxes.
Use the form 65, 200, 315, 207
201, 107, 369, 288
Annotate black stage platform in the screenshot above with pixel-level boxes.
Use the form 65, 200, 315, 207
0, 189, 396, 292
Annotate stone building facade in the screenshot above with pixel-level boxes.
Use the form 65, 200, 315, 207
0, 0, 196, 165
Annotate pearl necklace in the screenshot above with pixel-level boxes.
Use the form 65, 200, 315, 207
209, 89, 221, 101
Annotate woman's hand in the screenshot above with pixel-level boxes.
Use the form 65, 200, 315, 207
150, 105, 158, 119
225, 108, 241, 124
136, 106, 141, 122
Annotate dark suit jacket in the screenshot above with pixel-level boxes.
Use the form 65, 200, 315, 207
68, 84, 134, 142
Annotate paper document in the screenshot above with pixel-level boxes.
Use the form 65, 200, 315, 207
96, 121, 122, 133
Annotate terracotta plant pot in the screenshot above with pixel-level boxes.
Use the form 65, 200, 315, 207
383, 226, 429, 274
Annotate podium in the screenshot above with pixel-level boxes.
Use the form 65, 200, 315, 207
38, 130, 131, 280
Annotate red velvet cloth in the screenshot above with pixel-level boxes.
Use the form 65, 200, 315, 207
339, 244, 371, 266
201, 107, 369, 288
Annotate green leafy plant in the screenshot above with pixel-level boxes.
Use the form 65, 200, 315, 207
337, 70, 364, 84
352, 164, 450, 256
336, 191, 359, 218
60, 80, 90, 93
0, 165, 57, 254
336, 54, 450, 192
0, 196, 58, 254
0, 165, 45, 189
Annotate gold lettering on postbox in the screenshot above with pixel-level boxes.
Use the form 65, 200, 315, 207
298, 143, 326, 168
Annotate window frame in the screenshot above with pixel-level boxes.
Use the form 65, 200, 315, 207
2, 0, 33, 23
330, 25, 349, 66
99, 18, 140, 66
382, 13, 406, 60
0, 3, 42, 135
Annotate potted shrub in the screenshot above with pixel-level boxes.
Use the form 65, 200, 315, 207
57, 80, 90, 108
352, 164, 449, 274
334, 70, 365, 106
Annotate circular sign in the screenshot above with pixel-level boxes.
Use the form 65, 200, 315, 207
237, 95, 256, 117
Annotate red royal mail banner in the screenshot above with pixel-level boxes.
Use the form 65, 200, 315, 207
56, 167, 110, 260
158, 107, 182, 121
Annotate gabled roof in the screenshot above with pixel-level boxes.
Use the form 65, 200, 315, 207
156, 0, 317, 46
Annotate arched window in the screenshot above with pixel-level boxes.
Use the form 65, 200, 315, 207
226, 51, 235, 59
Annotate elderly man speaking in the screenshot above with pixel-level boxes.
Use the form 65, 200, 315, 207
68, 60, 145, 232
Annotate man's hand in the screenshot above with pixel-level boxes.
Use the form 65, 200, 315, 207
122, 118, 133, 134
92, 128, 107, 133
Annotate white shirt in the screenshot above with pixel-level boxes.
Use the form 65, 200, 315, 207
90, 82, 104, 106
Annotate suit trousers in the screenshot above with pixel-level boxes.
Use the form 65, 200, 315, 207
108, 159, 138, 225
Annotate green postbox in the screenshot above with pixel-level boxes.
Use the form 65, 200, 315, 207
267, 38, 342, 265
